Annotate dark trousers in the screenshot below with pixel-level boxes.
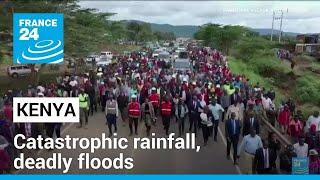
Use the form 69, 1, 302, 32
154, 107, 159, 118
145, 124, 151, 136
202, 124, 210, 144
213, 120, 219, 141
89, 97, 97, 115
106, 114, 117, 135
129, 117, 138, 134
189, 112, 198, 135
176, 116, 185, 136
45, 123, 61, 143
101, 95, 106, 111
257, 168, 273, 174
227, 135, 239, 163
45, 123, 55, 138
162, 116, 171, 135
54, 123, 62, 138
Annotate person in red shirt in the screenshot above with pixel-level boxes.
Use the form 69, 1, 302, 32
3, 101, 13, 122
128, 95, 141, 135
149, 87, 160, 117
161, 96, 172, 135
278, 105, 291, 134
288, 115, 304, 142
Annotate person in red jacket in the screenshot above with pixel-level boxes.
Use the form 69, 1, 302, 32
149, 87, 160, 118
161, 96, 172, 135
128, 95, 141, 136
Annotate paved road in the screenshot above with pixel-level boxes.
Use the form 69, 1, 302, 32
16, 111, 243, 174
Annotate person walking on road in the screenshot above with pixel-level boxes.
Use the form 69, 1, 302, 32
128, 95, 140, 136
87, 83, 97, 116
225, 112, 241, 165
208, 98, 224, 141
175, 99, 188, 137
117, 91, 129, 126
225, 101, 242, 122
161, 96, 173, 136
309, 149, 320, 174
253, 139, 277, 174
243, 112, 260, 137
105, 94, 119, 137
188, 95, 200, 136
78, 88, 89, 129
200, 106, 212, 146
280, 145, 297, 174
293, 136, 308, 158
149, 87, 160, 118
141, 98, 155, 136
238, 128, 263, 174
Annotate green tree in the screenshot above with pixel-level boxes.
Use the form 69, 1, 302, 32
194, 24, 246, 54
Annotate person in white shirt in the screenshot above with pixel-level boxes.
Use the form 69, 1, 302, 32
208, 99, 224, 141
306, 111, 320, 131
262, 94, 273, 111
238, 128, 263, 174
293, 137, 309, 158
69, 78, 78, 87
200, 106, 212, 146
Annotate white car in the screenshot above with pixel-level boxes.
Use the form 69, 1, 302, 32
7, 65, 39, 78
96, 57, 112, 67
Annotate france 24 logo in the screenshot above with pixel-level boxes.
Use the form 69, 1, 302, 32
13, 13, 64, 64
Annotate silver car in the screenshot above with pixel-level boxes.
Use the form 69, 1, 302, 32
7, 65, 38, 78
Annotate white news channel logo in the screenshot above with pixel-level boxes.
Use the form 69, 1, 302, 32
13, 97, 79, 123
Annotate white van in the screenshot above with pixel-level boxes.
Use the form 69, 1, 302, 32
100, 51, 113, 60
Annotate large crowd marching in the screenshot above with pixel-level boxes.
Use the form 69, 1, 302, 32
0, 44, 320, 174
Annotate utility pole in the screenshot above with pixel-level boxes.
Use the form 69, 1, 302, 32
279, 10, 284, 43
271, 11, 275, 41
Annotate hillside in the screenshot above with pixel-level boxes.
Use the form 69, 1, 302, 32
122, 20, 301, 38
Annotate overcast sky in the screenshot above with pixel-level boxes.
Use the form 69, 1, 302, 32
78, 1, 320, 33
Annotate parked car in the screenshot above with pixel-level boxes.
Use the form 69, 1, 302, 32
100, 51, 113, 60
7, 65, 38, 78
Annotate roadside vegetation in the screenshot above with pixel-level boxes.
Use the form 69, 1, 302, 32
195, 23, 320, 117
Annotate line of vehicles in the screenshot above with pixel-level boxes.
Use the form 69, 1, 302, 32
6, 41, 194, 78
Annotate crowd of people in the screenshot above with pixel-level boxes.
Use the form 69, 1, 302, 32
0, 44, 320, 174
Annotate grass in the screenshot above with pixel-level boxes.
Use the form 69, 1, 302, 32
293, 72, 320, 106
228, 56, 283, 105
0, 55, 12, 66
0, 72, 60, 95
229, 55, 320, 119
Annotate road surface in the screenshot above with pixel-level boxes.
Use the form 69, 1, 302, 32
15, 111, 244, 174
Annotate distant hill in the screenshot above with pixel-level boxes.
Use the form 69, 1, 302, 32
121, 20, 301, 38
249, 28, 300, 37
149, 23, 200, 38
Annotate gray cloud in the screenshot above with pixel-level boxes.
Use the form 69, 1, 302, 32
78, 1, 320, 33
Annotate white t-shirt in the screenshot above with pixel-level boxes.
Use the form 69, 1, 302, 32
306, 115, 320, 131
262, 96, 272, 110
200, 113, 212, 127
37, 86, 45, 93
293, 143, 308, 158
69, 80, 78, 87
